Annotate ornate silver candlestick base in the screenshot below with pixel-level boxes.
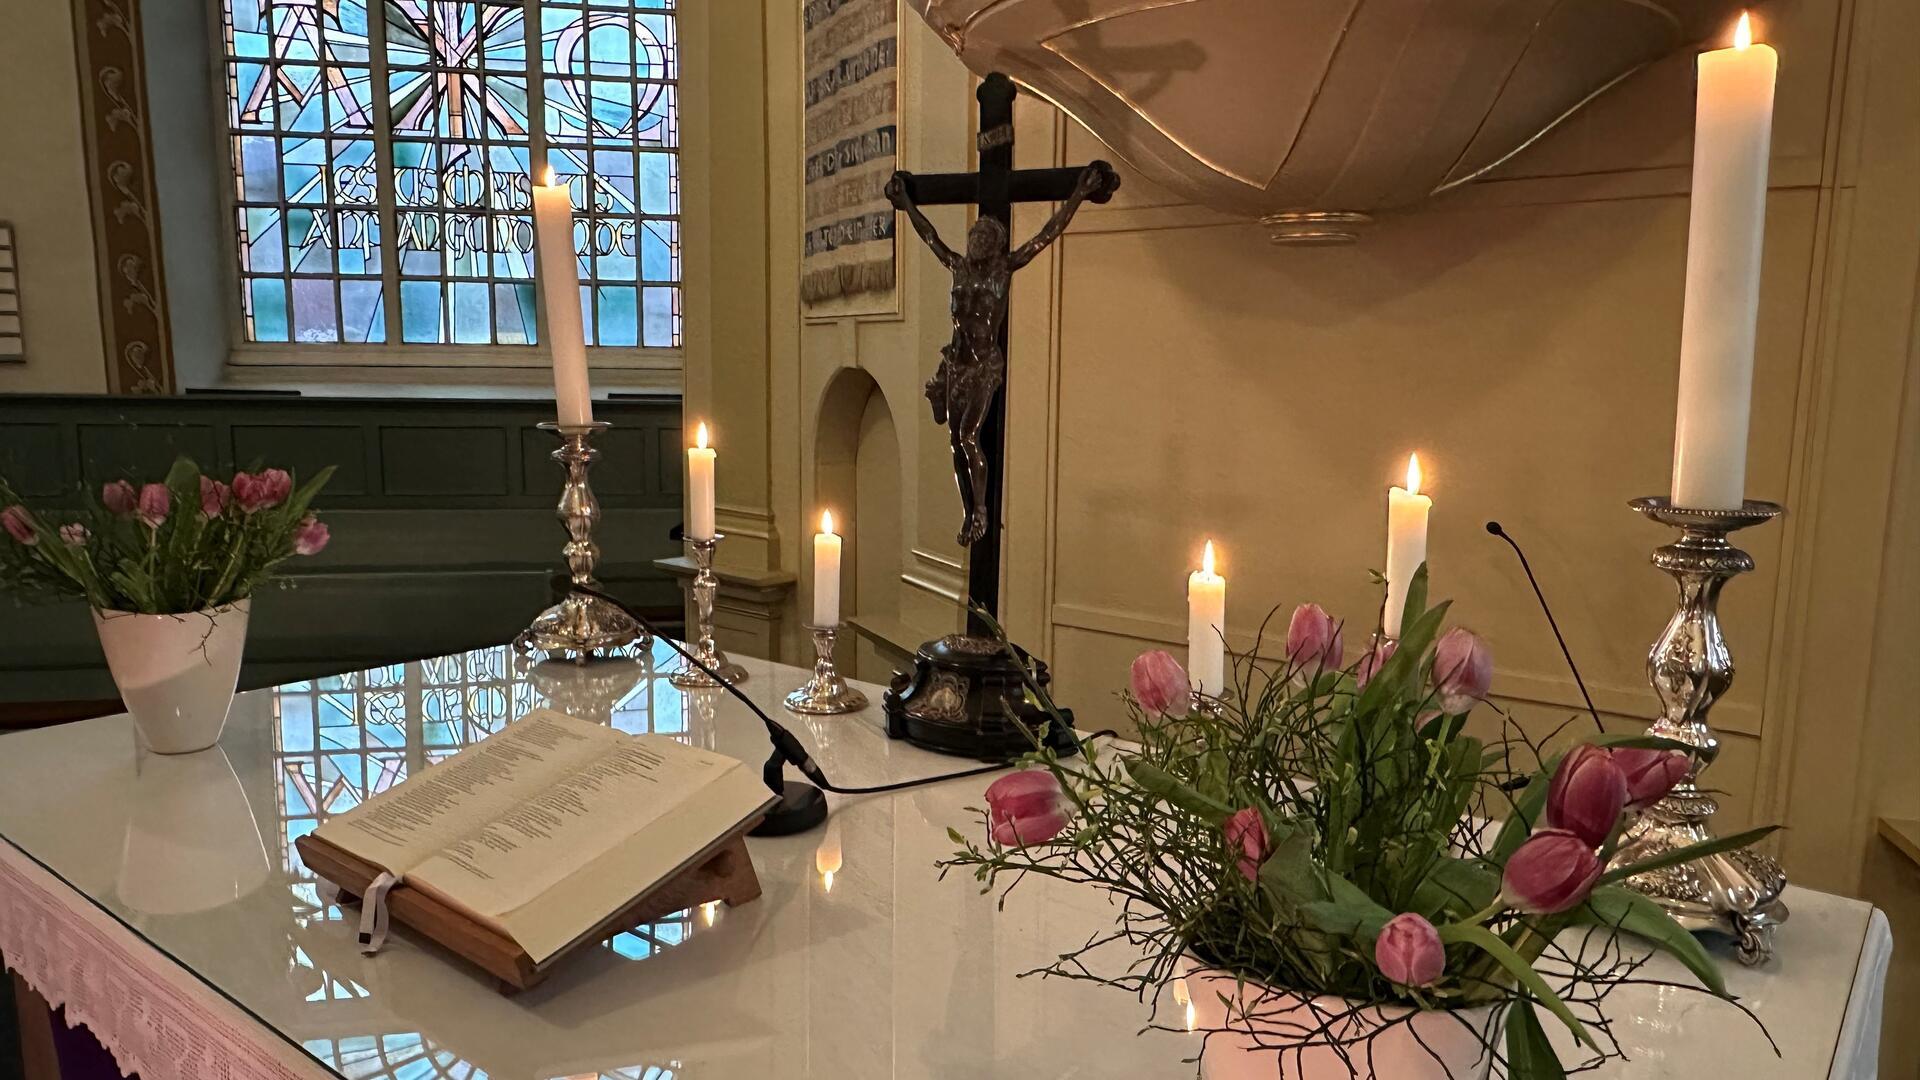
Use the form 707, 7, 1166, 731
515, 422, 645, 662
1612, 496, 1787, 965
670, 535, 748, 689
785, 625, 868, 714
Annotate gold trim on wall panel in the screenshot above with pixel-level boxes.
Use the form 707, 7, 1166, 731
72, 0, 171, 394
901, 569, 962, 602
1048, 600, 1760, 737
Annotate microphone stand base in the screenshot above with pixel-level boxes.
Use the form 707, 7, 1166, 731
750, 780, 829, 837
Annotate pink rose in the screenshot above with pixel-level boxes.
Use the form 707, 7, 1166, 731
136, 483, 170, 528
1285, 603, 1344, 672
1612, 748, 1691, 811
1129, 650, 1190, 716
1223, 806, 1271, 882
1354, 638, 1397, 689
1, 506, 37, 546
1501, 828, 1604, 915
1431, 627, 1493, 714
200, 475, 232, 517
101, 480, 137, 516
1374, 912, 1445, 987
985, 770, 1073, 847
232, 468, 292, 513
292, 515, 330, 556
59, 523, 89, 547
1546, 744, 1628, 849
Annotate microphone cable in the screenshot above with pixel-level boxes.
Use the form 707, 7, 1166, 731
1484, 521, 1603, 733
572, 585, 1047, 796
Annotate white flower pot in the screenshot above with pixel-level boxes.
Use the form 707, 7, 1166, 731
1181, 957, 1503, 1080
93, 601, 250, 754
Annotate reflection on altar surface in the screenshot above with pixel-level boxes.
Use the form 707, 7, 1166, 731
269, 641, 700, 1080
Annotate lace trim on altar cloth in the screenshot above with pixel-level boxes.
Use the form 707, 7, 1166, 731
0, 846, 330, 1080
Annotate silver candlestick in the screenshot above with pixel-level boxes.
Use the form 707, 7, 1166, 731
785, 624, 868, 714
1612, 496, 1787, 965
515, 422, 645, 662
669, 535, 748, 688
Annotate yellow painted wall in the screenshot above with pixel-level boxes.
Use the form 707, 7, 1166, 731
0, 0, 106, 393
753, 0, 1920, 1070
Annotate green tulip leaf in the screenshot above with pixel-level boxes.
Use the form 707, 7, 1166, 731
1576, 885, 1726, 997
1123, 758, 1232, 824
1437, 922, 1594, 1050
1598, 825, 1782, 889
1505, 1000, 1569, 1080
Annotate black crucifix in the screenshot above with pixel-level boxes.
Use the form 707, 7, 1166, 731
879, 73, 1118, 761
886, 73, 1118, 635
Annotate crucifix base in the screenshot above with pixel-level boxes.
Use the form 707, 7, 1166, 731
883, 634, 1078, 761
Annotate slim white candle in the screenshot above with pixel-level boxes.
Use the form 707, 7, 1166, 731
687, 422, 716, 541
531, 168, 592, 428
813, 510, 843, 626
1187, 540, 1227, 697
1384, 453, 1432, 639
1672, 13, 1777, 509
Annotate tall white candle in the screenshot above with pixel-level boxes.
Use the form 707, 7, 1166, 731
1672, 13, 1777, 510
532, 168, 592, 428
1187, 540, 1227, 697
813, 509, 843, 626
1384, 453, 1432, 639
687, 422, 716, 541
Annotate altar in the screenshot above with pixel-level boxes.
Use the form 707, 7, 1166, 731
0, 641, 1892, 1080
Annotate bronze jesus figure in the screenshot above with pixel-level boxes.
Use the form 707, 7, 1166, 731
885, 161, 1118, 546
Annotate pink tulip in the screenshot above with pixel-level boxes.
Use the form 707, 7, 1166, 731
101, 480, 137, 516
59, 523, 89, 547
1129, 650, 1190, 715
1546, 744, 1628, 849
1431, 628, 1493, 714
1613, 748, 1691, 811
200, 475, 232, 517
232, 468, 292, 513
292, 515, 330, 556
1223, 807, 1271, 882
1, 506, 36, 546
985, 770, 1073, 847
1501, 828, 1604, 914
136, 483, 170, 528
1374, 912, 1445, 987
1286, 603, 1345, 672
1354, 638, 1397, 689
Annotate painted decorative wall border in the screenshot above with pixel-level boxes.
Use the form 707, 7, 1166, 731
70, 0, 173, 393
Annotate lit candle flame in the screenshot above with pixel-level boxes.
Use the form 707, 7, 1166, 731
1201, 539, 1216, 576
542, 165, 557, 187
820, 509, 835, 535
695, 422, 709, 450
1404, 452, 1423, 497
822, 870, 835, 892
1733, 11, 1752, 49
816, 832, 842, 893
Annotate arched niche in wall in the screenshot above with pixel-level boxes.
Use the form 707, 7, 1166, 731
814, 368, 906, 682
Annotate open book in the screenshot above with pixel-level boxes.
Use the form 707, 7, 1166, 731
307, 709, 775, 964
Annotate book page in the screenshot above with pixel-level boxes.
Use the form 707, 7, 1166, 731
405, 735, 744, 927
311, 710, 621, 875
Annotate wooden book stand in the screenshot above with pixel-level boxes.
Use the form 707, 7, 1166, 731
296, 817, 763, 993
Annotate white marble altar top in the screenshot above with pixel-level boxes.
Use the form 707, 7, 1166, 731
0, 641, 1887, 1079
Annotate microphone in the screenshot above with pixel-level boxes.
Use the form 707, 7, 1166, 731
1484, 521, 1603, 733
571, 585, 1015, 835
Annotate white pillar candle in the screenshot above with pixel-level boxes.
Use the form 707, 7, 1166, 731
531, 168, 592, 428
687, 422, 716, 541
813, 509, 843, 626
1671, 13, 1777, 510
1384, 453, 1432, 639
1187, 539, 1227, 697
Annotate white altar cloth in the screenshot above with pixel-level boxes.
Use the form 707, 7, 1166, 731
0, 641, 1893, 1079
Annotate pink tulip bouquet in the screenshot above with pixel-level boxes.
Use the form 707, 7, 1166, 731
947, 567, 1775, 1079
0, 458, 334, 613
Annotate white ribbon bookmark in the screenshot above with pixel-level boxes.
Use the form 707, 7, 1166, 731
356, 872, 401, 954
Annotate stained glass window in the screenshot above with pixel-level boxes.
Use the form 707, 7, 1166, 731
221, 0, 680, 349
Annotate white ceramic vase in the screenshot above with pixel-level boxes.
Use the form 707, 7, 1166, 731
1181, 958, 1503, 1080
93, 601, 251, 754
